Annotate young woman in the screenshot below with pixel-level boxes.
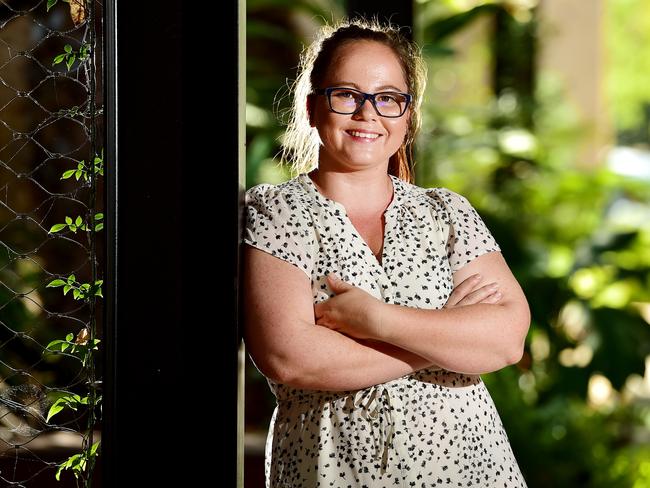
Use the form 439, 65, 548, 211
243, 15, 530, 488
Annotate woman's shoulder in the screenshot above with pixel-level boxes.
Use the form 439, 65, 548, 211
244, 176, 313, 228
245, 175, 308, 206
403, 182, 469, 216
406, 182, 465, 201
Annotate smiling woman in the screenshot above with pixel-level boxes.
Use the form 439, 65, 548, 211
243, 14, 530, 488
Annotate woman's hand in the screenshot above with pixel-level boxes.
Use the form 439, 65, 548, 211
313, 273, 384, 341
444, 273, 502, 308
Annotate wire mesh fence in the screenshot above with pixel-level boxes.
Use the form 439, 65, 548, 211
0, 0, 103, 486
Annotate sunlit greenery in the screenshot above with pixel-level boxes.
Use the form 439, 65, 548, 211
605, 0, 650, 132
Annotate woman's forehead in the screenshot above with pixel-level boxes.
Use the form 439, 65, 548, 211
325, 44, 407, 89
333, 39, 396, 58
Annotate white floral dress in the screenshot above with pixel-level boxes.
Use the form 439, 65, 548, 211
243, 172, 528, 488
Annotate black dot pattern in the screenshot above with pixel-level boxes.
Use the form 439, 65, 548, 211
244, 173, 527, 487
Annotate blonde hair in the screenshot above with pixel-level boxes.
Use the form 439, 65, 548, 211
274, 15, 428, 184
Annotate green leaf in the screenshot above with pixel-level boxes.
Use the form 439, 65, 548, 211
55, 452, 83, 481
46, 0, 58, 12
63, 284, 71, 295
49, 223, 67, 233
61, 169, 76, 179
75, 215, 82, 226
90, 440, 100, 455
65, 216, 72, 225
52, 54, 65, 66
45, 339, 66, 350
47, 279, 66, 287
64, 44, 72, 53
95, 223, 104, 231
46, 400, 65, 422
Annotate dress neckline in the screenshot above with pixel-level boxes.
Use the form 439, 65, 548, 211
298, 171, 405, 274
298, 171, 403, 216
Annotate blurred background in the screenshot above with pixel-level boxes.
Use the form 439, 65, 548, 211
244, 0, 650, 486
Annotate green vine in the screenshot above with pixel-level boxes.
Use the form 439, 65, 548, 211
49, 213, 103, 234
36, 0, 100, 484
60, 150, 104, 183
46, 275, 103, 301
43, 329, 101, 368
46, 144, 104, 482
52, 42, 90, 72
55, 440, 100, 481
47, 394, 89, 423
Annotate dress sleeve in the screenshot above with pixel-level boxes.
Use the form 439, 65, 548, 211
243, 184, 315, 279
434, 187, 501, 272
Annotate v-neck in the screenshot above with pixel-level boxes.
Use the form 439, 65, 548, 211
298, 171, 404, 274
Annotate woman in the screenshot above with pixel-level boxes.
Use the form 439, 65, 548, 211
243, 16, 530, 487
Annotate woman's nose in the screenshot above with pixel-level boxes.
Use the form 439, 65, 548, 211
353, 97, 378, 120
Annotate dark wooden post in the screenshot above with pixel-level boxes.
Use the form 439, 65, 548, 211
103, 1, 244, 485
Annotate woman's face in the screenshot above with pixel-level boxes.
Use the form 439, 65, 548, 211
309, 40, 411, 171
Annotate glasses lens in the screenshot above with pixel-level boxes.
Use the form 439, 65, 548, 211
329, 89, 407, 117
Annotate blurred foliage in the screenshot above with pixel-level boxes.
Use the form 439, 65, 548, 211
604, 0, 650, 137
245, 1, 650, 486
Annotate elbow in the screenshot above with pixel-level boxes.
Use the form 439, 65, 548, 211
275, 363, 297, 385
273, 354, 311, 387
507, 307, 531, 366
507, 345, 525, 366
271, 355, 299, 385
248, 348, 297, 385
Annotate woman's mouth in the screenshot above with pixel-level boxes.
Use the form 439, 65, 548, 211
345, 130, 382, 143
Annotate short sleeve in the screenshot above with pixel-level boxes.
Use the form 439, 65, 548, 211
243, 184, 315, 279
434, 187, 501, 272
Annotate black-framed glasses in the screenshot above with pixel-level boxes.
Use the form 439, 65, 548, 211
312, 86, 412, 118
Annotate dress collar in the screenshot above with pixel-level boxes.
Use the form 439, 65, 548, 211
298, 172, 404, 215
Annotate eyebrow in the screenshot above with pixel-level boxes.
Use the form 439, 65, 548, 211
331, 81, 406, 92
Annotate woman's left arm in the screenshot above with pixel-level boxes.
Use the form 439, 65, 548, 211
376, 250, 531, 375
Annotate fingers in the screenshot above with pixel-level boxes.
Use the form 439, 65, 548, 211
446, 273, 483, 307
480, 288, 502, 303
461, 282, 501, 306
446, 274, 502, 308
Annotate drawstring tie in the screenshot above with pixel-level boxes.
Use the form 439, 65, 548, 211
352, 384, 396, 465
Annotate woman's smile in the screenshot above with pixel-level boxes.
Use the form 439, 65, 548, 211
345, 130, 383, 143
